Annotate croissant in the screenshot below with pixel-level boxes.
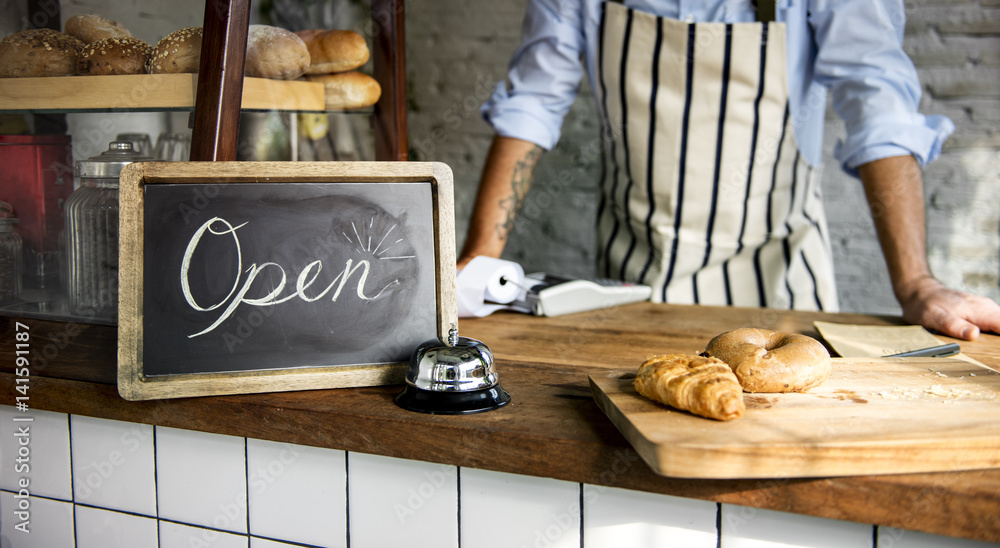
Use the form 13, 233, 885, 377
633, 354, 745, 421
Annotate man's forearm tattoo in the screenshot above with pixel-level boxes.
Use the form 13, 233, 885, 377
496, 145, 543, 240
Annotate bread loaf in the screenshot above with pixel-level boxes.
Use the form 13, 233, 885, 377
77, 36, 152, 75
0, 29, 83, 78
64, 14, 134, 43
148, 27, 202, 74
306, 71, 381, 110
295, 29, 369, 74
245, 25, 309, 80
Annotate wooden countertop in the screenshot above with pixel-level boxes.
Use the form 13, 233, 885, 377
2, 303, 999, 542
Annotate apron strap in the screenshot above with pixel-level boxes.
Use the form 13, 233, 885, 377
754, 0, 776, 22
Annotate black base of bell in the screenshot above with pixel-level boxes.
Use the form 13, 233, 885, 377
395, 384, 511, 415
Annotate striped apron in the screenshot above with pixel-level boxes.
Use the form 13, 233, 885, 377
595, 2, 838, 311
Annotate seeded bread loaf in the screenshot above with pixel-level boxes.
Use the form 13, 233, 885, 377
77, 36, 152, 75
148, 27, 202, 74
0, 29, 84, 78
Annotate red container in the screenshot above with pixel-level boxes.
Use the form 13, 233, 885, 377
0, 134, 74, 285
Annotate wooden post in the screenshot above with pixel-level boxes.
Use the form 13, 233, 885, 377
189, 0, 251, 161
372, 0, 408, 161
26, 0, 66, 135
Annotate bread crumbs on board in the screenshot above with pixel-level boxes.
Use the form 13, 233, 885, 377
874, 384, 997, 401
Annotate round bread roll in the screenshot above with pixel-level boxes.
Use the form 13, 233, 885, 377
65, 14, 134, 44
703, 328, 831, 393
148, 27, 202, 74
0, 29, 83, 78
245, 25, 309, 80
77, 36, 152, 75
295, 29, 369, 74
306, 71, 381, 110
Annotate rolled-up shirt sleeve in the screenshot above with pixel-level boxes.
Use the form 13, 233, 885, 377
481, 0, 587, 150
809, 0, 954, 172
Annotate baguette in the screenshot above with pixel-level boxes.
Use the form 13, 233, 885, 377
295, 29, 369, 74
64, 14, 134, 44
306, 71, 381, 110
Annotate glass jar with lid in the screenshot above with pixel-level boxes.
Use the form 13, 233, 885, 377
0, 201, 22, 304
65, 141, 151, 321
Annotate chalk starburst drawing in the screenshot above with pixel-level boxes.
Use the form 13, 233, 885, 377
336, 214, 417, 300
341, 216, 415, 261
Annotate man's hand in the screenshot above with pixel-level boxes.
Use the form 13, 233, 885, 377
857, 155, 1000, 340
896, 275, 1000, 340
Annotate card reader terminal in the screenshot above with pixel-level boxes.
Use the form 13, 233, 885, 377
510, 273, 653, 317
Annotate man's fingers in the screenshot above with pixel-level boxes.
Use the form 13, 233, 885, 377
910, 291, 1000, 340
898, 280, 1000, 340
925, 308, 979, 340
961, 295, 1000, 336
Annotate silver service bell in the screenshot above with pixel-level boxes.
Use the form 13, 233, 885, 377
395, 329, 511, 414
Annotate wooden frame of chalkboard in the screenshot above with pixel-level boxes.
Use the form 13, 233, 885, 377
117, 162, 458, 401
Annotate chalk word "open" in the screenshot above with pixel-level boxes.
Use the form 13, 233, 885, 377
181, 217, 400, 338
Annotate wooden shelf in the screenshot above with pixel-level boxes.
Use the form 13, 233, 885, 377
0, 74, 326, 112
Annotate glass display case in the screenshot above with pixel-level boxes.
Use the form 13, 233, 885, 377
0, 0, 407, 325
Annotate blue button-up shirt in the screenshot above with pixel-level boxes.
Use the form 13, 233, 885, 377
481, 0, 953, 173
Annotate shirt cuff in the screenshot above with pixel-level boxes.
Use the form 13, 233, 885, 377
480, 83, 561, 151
834, 113, 955, 176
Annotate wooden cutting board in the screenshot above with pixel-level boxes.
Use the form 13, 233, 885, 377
589, 357, 1000, 479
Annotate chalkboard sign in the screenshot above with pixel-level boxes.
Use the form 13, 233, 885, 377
117, 162, 458, 401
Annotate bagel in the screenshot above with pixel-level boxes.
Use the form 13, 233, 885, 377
703, 328, 831, 393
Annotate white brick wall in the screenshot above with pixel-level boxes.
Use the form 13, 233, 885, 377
823, 0, 1000, 314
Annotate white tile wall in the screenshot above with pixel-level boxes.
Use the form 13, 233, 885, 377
584, 484, 718, 548
74, 505, 158, 548
246, 438, 347, 547
0, 407, 995, 548
155, 426, 248, 534
0, 492, 74, 548
159, 521, 248, 548
249, 538, 304, 548
720, 504, 874, 548
0, 407, 72, 500
70, 415, 156, 516
876, 527, 1000, 548
462, 467, 580, 548
348, 452, 459, 548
